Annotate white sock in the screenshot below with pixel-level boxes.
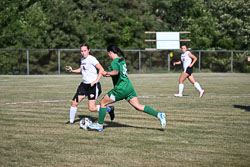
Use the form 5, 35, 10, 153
97, 105, 100, 112
179, 84, 184, 95
69, 106, 77, 123
194, 82, 202, 92
157, 113, 161, 119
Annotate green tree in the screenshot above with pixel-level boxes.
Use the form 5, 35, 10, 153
205, 0, 250, 50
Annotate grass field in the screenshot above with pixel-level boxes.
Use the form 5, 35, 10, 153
0, 73, 250, 167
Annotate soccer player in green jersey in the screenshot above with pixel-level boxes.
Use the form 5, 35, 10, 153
88, 45, 166, 131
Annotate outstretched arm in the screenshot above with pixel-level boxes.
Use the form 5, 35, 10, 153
102, 70, 119, 77
66, 66, 81, 73
173, 61, 181, 66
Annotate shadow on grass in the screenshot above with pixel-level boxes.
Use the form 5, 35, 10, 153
234, 105, 250, 112
77, 115, 163, 131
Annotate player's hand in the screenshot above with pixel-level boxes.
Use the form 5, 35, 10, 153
66, 66, 72, 72
91, 81, 97, 87
102, 71, 107, 76
189, 64, 193, 67
173, 62, 176, 66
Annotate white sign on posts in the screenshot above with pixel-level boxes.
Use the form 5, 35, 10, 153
156, 32, 180, 50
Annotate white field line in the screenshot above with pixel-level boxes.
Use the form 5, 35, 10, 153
4, 100, 71, 105
2, 95, 171, 105
2, 94, 250, 105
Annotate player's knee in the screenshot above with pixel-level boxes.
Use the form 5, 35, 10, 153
88, 106, 96, 112
100, 100, 107, 108
72, 100, 78, 107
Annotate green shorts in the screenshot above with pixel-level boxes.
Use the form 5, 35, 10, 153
107, 87, 137, 102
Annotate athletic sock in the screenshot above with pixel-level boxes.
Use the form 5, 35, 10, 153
98, 107, 107, 124
194, 82, 202, 92
143, 105, 158, 117
97, 105, 100, 112
97, 105, 111, 112
106, 106, 111, 112
157, 113, 162, 119
179, 84, 184, 95
69, 106, 77, 123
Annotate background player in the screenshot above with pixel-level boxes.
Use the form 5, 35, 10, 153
88, 45, 166, 131
173, 44, 205, 97
65, 43, 114, 124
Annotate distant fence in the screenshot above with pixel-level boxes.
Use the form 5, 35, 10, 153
0, 48, 249, 74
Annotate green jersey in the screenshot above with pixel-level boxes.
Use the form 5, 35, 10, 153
108, 57, 136, 101
109, 57, 130, 89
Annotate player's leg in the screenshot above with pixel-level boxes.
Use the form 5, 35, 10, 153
88, 100, 98, 112
87, 83, 101, 112
66, 95, 85, 124
179, 72, 189, 84
96, 83, 115, 120
188, 74, 205, 97
128, 97, 166, 129
72, 95, 85, 107
88, 94, 115, 131
66, 83, 87, 124
99, 94, 115, 123
174, 72, 189, 97
129, 97, 154, 115
187, 74, 196, 84
87, 83, 115, 120
87, 99, 114, 118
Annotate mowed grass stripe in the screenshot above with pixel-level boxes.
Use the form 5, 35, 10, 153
0, 73, 250, 167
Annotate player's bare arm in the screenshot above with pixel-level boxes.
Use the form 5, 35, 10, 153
102, 70, 119, 77
91, 63, 104, 87
173, 61, 181, 66
188, 53, 197, 67
66, 66, 81, 73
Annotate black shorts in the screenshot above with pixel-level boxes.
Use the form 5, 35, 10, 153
72, 82, 102, 102
184, 67, 193, 76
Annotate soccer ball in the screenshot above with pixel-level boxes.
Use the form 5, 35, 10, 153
80, 117, 92, 130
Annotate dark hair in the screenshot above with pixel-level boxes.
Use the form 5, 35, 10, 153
80, 43, 90, 50
107, 45, 124, 57
181, 43, 188, 48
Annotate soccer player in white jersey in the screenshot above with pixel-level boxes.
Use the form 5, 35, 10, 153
65, 44, 114, 124
173, 44, 205, 97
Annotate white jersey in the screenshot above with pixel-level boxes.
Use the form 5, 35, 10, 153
80, 55, 99, 84
181, 51, 192, 72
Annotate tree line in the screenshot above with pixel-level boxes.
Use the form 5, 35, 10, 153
0, 0, 249, 74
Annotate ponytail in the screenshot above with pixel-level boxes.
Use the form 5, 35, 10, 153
107, 45, 124, 57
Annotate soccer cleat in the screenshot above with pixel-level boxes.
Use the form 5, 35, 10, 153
65, 121, 74, 124
88, 123, 103, 131
174, 93, 183, 97
200, 90, 205, 97
158, 113, 166, 129
108, 106, 115, 121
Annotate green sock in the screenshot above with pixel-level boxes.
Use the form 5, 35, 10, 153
143, 105, 158, 117
98, 107, 107, 124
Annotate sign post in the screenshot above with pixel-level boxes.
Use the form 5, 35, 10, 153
145, 31, 191, 72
